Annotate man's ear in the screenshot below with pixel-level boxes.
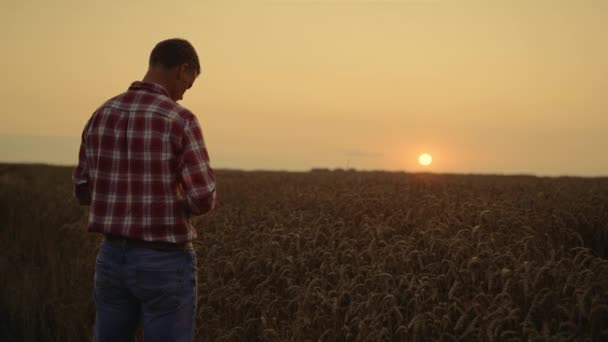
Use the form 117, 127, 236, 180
177, 63, 189, 80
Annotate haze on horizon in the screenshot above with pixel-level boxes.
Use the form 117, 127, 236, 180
1, 0, 606, 176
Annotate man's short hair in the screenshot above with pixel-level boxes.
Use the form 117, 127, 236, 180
149, 38, 201, 75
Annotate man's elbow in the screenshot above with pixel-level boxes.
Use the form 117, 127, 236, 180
189, 192, 216, 216
74, 184, 91, 206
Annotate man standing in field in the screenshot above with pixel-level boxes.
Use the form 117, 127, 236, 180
72, 38, 216, 342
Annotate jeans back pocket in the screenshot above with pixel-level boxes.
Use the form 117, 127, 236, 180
134, 267, 184, 315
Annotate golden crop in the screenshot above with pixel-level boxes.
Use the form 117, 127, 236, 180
1, 164, 607, 341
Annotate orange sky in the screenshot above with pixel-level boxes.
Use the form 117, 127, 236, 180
1, 0, 607, 176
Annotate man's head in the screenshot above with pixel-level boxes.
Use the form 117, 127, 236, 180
145, 38, 201, 101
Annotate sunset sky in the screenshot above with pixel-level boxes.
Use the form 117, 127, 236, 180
1, 0, 606, 176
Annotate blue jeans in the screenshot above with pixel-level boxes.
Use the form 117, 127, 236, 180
93, 240, 197, 342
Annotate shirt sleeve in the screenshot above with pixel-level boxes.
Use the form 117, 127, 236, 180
72, 120, 91, 205
178, 116, 216, 216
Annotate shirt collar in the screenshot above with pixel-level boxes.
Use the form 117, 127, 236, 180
128, 81, 170, 98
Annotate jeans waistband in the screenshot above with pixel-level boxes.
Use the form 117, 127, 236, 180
103, 234, 194, 251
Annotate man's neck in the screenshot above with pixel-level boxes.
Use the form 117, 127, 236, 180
142, 71, 173, 98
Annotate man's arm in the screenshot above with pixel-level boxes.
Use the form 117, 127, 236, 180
73, 123, 91, 206
178, 116, 216, 216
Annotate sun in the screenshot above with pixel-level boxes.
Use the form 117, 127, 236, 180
418, 153, 433, 166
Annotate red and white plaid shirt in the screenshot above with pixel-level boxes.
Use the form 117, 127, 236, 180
73, 81, 216, 244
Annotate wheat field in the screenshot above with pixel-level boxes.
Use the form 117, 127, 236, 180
1, 163, 607, 341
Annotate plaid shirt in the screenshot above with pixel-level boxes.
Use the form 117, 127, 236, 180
73, 81, 216, 244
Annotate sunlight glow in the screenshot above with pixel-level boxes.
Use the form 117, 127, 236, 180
418, 153, 433, 166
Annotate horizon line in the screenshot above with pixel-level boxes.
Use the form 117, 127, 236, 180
1, 161, 606, 179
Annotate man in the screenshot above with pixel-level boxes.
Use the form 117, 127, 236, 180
73, 38, 216, 342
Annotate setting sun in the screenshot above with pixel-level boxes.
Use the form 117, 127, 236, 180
418, 153, 433, 166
